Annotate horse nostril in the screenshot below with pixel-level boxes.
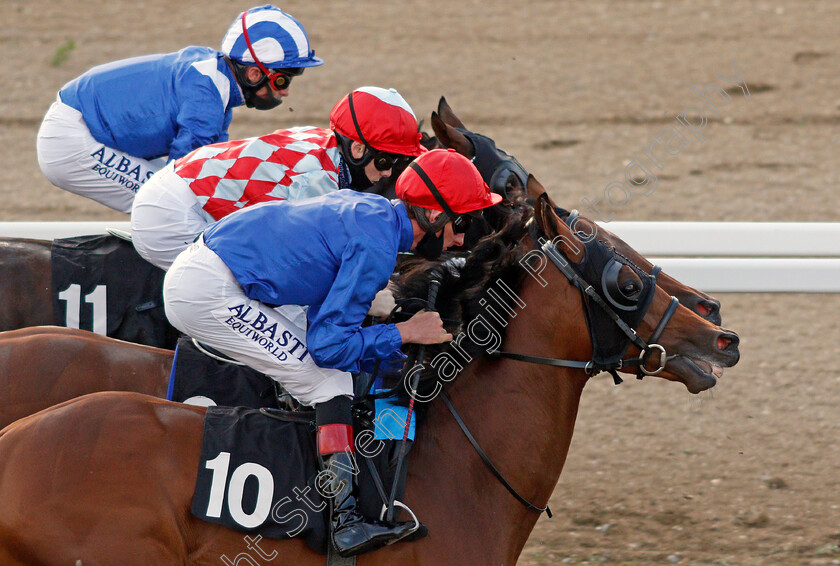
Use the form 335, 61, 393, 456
697, 299, 720, 316
716, 332, 739, 351
697, 299, 722, 325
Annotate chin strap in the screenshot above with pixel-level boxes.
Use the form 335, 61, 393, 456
405, 161, 459, 261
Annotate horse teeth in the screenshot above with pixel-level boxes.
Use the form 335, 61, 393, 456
711, 365, 724, 378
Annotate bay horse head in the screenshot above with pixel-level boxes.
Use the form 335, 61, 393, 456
523, 180, 739, 393
578, 214, 723, 325
394, 178, 739, 397
520, 174, 724, 325
526, 185, 724, 326
430, 98, 722, 325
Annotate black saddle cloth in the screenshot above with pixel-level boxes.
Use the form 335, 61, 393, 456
51, 234, 178, 348
173, 337, 413, 554
192, 404, 413, 554
167, 336, 280, 409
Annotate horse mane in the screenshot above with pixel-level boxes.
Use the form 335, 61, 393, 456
386, 200, 537, 404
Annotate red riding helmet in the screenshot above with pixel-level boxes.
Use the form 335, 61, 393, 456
329, 87, 424, 157
396, 149, 503, 214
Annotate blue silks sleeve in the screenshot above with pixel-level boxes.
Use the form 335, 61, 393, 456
168, 73, 230, 160
306, 238, 405, 373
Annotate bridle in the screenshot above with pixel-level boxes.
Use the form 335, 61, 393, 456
439, 220, 680, 518
489, 238, 680, 384
457, 128, 528, 199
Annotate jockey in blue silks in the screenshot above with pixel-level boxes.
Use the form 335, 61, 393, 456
163, 149, 503, 557
37, 5, 322, 213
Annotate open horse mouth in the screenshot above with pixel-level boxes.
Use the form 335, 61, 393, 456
666, 356, 726, 394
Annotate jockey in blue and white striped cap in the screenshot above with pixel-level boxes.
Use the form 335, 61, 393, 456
37, 4, 324, 214
222, 5, 323, 109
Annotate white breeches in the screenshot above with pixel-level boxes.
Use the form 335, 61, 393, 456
131, 162, 211, 270
36, 98, 163, 214
163, 238, 353, 407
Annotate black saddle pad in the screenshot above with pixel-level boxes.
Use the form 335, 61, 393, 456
51, 234, 178, 348
192, 406, 327, 551
167, 336, 280, 409
192, 406, 413, 554
175, 339, 415, 552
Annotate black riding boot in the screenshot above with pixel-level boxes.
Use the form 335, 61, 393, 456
320, 449, 415, 556
316, 397, 415, 557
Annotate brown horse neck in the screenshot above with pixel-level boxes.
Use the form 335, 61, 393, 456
402, 270, 591, 564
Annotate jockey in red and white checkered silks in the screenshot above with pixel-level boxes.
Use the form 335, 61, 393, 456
131, 86, 425, 269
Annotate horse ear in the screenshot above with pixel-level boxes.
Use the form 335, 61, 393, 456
437, 96, 467, 129
431, 111, 474, 158
526, 174, 546, 200
416, 119, 438, 150
535, 193, 558, 235
535, 193, 585, 263
526, 174, 564, 210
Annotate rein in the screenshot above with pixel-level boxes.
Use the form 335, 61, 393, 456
385, 274, 442, 521
440, 390, 552, 517
436, 236, 678, 518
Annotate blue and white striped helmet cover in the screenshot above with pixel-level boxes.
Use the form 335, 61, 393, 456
221, 5, 323, 68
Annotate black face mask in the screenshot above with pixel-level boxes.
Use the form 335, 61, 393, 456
333, 133, 374, 191
231, 60, 282, 110
245, 88, 282, 110
241, 77, 282, 110
414, 229, 444, 260
345, 159, 373, 191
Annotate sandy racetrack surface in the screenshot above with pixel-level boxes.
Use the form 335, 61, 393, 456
2, 1, 840, 564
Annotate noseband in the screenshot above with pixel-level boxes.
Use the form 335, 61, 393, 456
437, 230, 679, 520
489, 238, 680, 384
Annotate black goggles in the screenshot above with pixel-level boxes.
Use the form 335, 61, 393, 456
426, 211, 473, 235
371, 151, 411, 172
266, 67, 303, 91
346, 91, 412, 172
452, 214, 474, 234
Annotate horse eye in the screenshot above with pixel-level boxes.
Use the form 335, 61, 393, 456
505, 173, 522, 190
621, 280, 641, 299
494, 173, 512, 192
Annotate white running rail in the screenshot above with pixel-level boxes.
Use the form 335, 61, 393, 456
0, 221, 837, 293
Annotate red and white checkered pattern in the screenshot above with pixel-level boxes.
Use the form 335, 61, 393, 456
174, 127, 342, 220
